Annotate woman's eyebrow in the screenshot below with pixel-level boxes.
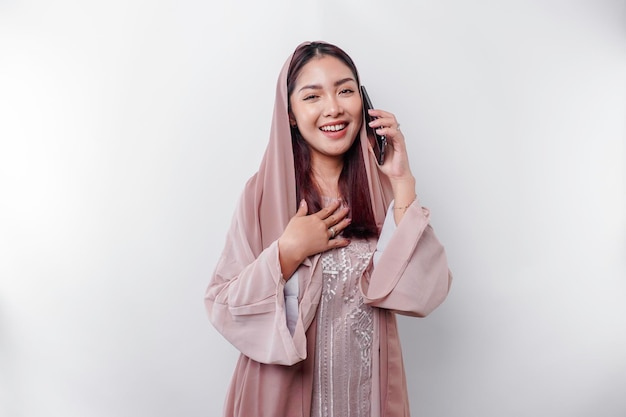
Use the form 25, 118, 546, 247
297, 77, 356, 93
334, 77, 356, 86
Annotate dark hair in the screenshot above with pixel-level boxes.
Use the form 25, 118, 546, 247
287, 42, 378, 239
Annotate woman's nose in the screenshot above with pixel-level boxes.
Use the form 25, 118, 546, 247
323, 95, 343, 117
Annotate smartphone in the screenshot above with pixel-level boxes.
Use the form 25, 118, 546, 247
361, 85, 387, 165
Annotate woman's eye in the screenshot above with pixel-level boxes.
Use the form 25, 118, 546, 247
339, 88, 354, 95
303, 94, 318, 101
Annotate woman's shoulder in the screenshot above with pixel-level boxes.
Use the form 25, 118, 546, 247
236, 172, 260, 201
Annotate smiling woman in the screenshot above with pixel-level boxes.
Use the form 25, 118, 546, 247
204, 41, 452, 417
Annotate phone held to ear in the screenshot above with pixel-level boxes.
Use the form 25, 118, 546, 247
361, 85, 387, 165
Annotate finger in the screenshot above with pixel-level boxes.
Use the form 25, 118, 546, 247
368, 108, 396, 119
375, 125, 404, 139
326, 216, 352, 241
314, 199, 342, 219
295, 199, 308, 217
333, 217, 352, 235
323, 206, 350, 227
368, 109, 397, 123
369, 117, 399, 132
326, 237, 351, 250
367, 110, 399, 131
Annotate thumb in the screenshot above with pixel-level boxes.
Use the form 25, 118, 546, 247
295, 199, 308, 217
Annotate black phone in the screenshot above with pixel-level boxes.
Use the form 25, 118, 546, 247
361, 85, 387, 165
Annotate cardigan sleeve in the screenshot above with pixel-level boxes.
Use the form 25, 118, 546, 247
372, 201, 396, 267
361, 199, 452, 317
204, 210, 321, 366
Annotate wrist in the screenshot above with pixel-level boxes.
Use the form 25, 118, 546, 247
278, 238, 304, 264
278, 238, 304, 278
390, 176, 416, 205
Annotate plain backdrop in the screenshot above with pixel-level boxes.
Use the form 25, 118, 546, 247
1, 1, 625, 416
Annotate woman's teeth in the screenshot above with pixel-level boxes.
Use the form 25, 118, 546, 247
320, 124, 346, 132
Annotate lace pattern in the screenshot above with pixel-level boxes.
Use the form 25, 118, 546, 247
311, 241, 374, 417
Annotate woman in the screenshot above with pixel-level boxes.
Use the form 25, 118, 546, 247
205, 41, 451, 417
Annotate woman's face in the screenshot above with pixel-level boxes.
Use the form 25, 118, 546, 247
289, 55, 363, 166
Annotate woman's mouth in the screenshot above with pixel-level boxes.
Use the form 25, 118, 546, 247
320, 123, 347, 132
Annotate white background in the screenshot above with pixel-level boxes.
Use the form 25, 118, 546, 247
1, 1, 625, 416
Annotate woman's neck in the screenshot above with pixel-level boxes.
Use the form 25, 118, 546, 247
311, 158, 343, 199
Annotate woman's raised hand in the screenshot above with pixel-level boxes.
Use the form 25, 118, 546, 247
366, 108, 414, 182
367, 108, 417, 224
278, 199, 351, 279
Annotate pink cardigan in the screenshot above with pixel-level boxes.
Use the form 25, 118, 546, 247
205, 175, 451, 416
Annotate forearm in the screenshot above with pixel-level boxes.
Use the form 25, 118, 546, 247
390, 176, 417, 225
